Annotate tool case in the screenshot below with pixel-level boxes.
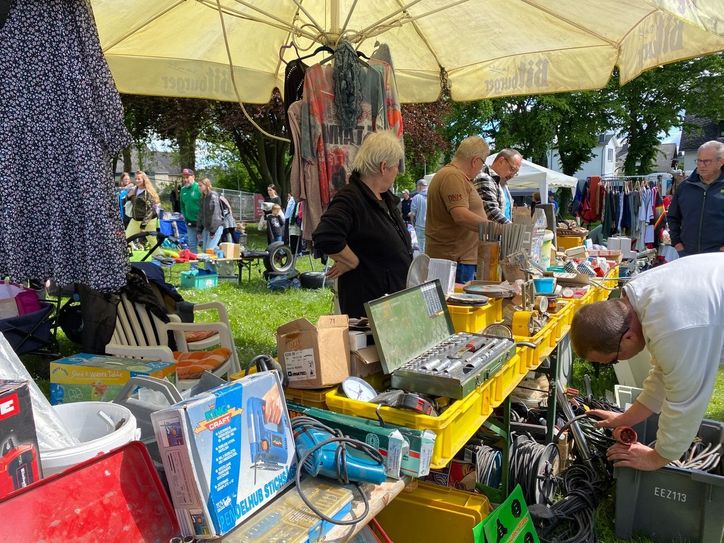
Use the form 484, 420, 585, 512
364, 281, 516, 399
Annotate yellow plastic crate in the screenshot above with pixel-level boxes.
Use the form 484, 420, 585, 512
447, 298, 503, 334
325, 379, 494, 469
489, 352, 524, 406
283, 386, 332, 410
514, 315, 559, 370
557, 235, 585, 250
376, 481, 491, 543
550, 301, 574, 342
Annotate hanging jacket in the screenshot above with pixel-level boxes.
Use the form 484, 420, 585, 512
126, 189, 157, 226
667, 168, 724, 254
199, 191, 224, 232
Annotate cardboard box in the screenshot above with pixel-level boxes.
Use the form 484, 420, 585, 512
152, 371, 296, 538
276, 315, 350, 389
350, 345, 382, 379
0, 380, 42, 497
49, 353, 176, 405
220, 242, 241, 259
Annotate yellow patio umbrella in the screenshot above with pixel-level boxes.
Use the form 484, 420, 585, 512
92, 0, 723, 103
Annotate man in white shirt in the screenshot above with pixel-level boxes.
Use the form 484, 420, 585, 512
571, 254, 724, 470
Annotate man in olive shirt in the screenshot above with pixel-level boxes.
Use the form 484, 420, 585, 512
180, 168, 201, 252
426, 136, 489, 283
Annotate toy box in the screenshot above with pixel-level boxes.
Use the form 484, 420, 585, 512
152, 371, 296, 538
49, 353, 176, 405
0, 380, 42, 497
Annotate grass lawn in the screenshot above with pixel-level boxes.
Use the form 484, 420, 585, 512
18, 227, 723, 542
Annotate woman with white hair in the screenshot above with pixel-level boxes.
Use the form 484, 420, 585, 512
313, 131, 412, 318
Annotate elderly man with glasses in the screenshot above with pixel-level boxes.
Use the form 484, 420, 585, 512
667, 140, 724, 256
474, 148, 522, 224
570, 253, 724, 471
426, 136, 489, 283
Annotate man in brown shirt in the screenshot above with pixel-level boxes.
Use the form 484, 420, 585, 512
426, 136, 489, 283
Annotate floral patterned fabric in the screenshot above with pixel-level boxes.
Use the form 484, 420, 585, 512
0, 0, 131, 291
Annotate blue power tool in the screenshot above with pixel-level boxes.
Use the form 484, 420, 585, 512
292, 418, 387, 485
247, 397, 288, 483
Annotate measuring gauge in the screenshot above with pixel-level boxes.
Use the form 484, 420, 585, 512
341, 377, 378, 402
483, 323, 513, 339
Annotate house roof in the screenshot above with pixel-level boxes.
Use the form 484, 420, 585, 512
679, 115, 724, 151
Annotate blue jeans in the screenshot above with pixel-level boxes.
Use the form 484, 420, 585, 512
186, 225, 199, 253
455, 263, 476, 284
202, 226, 223, 251
414, 226, 425, 253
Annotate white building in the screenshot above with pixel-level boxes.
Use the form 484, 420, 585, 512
547, 133, 621, 179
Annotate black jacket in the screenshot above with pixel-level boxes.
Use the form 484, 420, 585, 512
667, 168, 724, 254
313, 174, 413, 318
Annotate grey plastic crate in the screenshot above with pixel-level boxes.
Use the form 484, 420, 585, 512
614, 416, 724, 543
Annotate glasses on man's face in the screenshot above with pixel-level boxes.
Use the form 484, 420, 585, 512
506, 160, 520, 177
695, 159, 713, 167
609, 327, 629, 365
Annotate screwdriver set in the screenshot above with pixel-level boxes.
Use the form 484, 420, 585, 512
365, 281, 516, 400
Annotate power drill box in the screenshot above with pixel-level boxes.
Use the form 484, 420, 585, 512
152, 371, 297, 539
0, 380, 42, 498
287, 401, 434, 478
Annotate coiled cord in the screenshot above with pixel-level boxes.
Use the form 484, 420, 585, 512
291, 416, 385, 526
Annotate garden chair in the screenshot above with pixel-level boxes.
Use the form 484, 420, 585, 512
105, 292, 240, 390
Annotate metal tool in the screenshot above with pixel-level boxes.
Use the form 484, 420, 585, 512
292, 419, 387, 485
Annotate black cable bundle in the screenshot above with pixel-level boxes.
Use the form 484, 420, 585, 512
508, 433, 559, 506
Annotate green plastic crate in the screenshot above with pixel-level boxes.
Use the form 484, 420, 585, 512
179, 270, 218, 289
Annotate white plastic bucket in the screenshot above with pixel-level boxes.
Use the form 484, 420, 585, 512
40, 402, 141, 477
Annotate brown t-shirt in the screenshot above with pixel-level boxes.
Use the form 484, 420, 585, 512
425, 164, 485, 264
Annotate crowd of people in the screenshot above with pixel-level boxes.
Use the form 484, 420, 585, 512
310, 132, 723, 472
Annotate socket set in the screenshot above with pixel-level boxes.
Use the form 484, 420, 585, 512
390, 333, 516, 399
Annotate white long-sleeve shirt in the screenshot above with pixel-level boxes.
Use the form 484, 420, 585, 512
624, 253, 724, 461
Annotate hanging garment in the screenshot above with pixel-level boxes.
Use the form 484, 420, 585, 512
0, 0, 131, 291
300, 63, 385, 209
284, 58, 308, 156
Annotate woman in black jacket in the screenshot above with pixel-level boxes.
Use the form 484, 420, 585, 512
313, 131, 412, 318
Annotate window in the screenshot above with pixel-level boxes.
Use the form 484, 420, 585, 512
607, 148, 614, 162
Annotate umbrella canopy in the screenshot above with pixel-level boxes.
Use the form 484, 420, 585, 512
92, 0, 723, 104
486, 154, 578, 200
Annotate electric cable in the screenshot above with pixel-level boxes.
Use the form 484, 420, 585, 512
649, 438, 722, 473
290, 416, 385, 526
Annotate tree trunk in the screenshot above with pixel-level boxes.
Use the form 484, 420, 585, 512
122, 146, 132, 173
176, 130, 197, 170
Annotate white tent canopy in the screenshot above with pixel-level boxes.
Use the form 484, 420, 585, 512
486, 154, 578, 203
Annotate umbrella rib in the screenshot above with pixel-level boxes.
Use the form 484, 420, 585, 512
101, 0, 186, 51
214, 0, 292, 143
518, 0, 622, 47
350, 0, 427, 41
339, 0, 359, 38
290, 0, 328, 42
196, 0, 319, 42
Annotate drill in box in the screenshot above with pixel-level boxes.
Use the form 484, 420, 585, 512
248, 396, 289, 482
0, 380, 42, 497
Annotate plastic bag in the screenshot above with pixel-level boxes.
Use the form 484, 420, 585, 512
0, 332, 79, 449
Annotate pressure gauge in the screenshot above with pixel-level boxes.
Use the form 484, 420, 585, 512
483, 323, 513, 339
341, 377, 378, 402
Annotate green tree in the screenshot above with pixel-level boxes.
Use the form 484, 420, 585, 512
153, 97, 214, 170
440, 100, 493, 159
206, 90, 291, 197
613, 53, 724, 175
401, 100, 452, 182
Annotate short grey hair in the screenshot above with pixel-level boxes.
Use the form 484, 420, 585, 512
454, 136, 490, 161
497, 148, 522, 161
699, 140, 724, 159
352, 131, 404, 177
